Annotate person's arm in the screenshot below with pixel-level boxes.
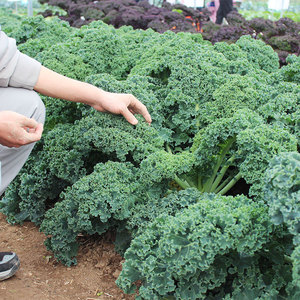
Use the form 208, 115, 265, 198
0, 31, 151, 148
34, 66, 152, 126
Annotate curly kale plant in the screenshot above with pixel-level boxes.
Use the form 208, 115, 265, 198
140, 109, 297, 199
290, 243, 300, 297
117, 193, 272, 299
9, 15, 74, 58
264, 152, 300, 238
0, 16, 299, 298
0, 8, 22, 35
263, 152, 300, 296
41, 161, 140, 265
202, 11, 300, 66
1, 112, 163, 226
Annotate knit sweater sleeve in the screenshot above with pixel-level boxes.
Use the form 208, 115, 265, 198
0, 31, 41, 90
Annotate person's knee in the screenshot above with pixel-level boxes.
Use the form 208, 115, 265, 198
0, 87, 46, 124
14, 89, 46, 125
28, 91, 46, 125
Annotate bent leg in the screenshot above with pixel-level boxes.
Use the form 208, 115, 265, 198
216, 0, 233, 24
0, 87, 45, 195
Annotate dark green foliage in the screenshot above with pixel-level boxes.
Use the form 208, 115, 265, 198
0, 14, 299, 298
41, 161, 139, 265
264, 152, 300, 239
9, 15, 74, 58
117, 193, 272, 299
1, 112, 163, 227
71, 112, 164, 164
260, 90, 299, 139
0, 150, 68, 225
235, 35, 280, 73
278, 54, 300, 84
290, 243, 300, 297
263, 152, 300, 295
0, 8, 22, 35
191, 110, 297, 197
126, 188, 201, 235
229, 234, 295, 300
202, 11, 300, 66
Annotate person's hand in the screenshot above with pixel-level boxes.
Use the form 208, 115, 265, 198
0, 111, 43, 148
34, 67, 152, 125
91, 90, 152, 125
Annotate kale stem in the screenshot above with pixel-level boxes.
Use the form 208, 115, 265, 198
185, 177, 197, 188
218, 172, 242, 195
284, 255, 293, 264
174, 175, 191, 189
205, 137, 236, 193
214, 175, 233, 194
210, 154, 236, 192
166, 144, 172, 154
166, 144, 194, 189
197, 174, 203, 191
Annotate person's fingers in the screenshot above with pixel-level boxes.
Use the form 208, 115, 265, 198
128, 95, 152, 124
21, 116, 39, 129
130, 99, 152, 124
143, 110, 152, 125
121, 108, 139, 125
34, 123, 44, 137
23, 123, 44, 144
20, 117, 43, 144
24, 127, 36, 134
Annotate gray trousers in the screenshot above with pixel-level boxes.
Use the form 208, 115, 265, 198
0, 87, 45, 196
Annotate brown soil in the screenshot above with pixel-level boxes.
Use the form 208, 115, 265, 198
0, 213, 135, 300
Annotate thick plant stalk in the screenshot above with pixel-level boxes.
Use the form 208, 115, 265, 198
210, 154, 236, 193
174, 175, 191, 190
204, 137, 236, 193
218, 172, 242, 195
213, 175, 233, 194
197, 173, 203, 191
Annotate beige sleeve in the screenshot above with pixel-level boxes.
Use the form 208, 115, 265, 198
0, 31, 41, 90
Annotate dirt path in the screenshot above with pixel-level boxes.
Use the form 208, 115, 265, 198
0, 213, 134, 300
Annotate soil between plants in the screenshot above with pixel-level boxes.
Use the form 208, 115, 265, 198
0, 213, 134, 300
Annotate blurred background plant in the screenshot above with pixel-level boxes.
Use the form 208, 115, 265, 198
0, 1, 299, 19
0, 1, 298, 66
239, 0, 300, 22
0, 0, 66, 16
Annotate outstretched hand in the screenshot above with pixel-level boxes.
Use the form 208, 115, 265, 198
0, 111, 43, 148
90, 91, 152, 125
34, 66, 152, 126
